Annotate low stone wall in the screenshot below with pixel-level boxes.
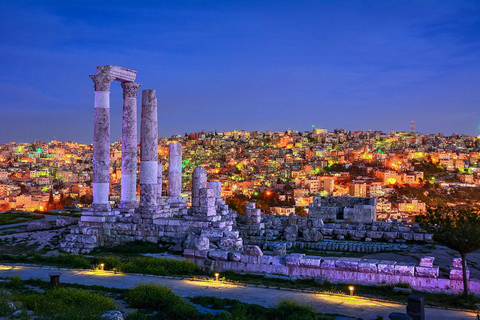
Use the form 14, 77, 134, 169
185, 247, 480, 296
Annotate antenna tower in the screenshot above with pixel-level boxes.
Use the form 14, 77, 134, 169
410, 121, 415, 133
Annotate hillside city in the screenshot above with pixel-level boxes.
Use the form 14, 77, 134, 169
1, 127, 480, 222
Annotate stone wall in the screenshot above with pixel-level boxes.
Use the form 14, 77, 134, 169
186, 247, 480, 296
308, 196, 377, 223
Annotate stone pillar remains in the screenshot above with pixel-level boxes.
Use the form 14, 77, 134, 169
89, 74, 114, 212
156, 163, 163, 205
167, 142, 185, 206
119, 82, 141, 211
138, 89, 158, 213
190, 167, 207, 212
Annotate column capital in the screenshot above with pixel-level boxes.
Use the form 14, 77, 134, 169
89, 74, 115, 91
121, 82, 142, 99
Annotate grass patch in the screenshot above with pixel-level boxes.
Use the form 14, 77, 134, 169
91, 240, 166, 256
122, 256, 202, 276
17, 287, 116, 320
0, 212, 43, 226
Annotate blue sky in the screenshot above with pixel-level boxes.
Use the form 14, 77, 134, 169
0, 0, 479, 143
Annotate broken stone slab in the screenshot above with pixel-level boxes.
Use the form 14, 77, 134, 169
228, 251, 242, 262
419, 256, 434, 267
415, 266, 439, 278
56, 216, 79, 227
303, 227, 323, 242
208, 250, 229, 261
244, 245, 263, 256
284, 225, 298, 241
378, 260, 397, 275
452, 258, 463, 269
358, 259, 380, 273
272, 244, 287, 256
194, 235, 210, 251
394, 263, 415, 277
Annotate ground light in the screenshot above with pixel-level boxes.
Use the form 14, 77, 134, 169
99, 263, 105, 271
215, 273, 220, 281
349, 286, 354, 296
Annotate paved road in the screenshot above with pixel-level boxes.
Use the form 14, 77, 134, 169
0, 265, 477, 320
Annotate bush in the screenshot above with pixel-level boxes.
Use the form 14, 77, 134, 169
0, 289, 15, 316
18, 287, 116, 320
6, 276, 24, 290
99, 256, 124, 271
126, 283, 200, 319
271, 300, 317, 320
122, 257, 201, 276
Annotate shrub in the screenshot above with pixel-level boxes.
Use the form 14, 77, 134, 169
6, 276, 24, 290
126, 283, 200, 319
99, 256, 124, 271
0, 289, 15, 316
269, 300, 317, 320
18, 287, 116, 320
122, 257, 200, 276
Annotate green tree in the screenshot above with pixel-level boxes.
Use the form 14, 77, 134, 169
416, 207, 480, 296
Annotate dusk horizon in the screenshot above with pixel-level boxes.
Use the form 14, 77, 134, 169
1, 1, 479, 143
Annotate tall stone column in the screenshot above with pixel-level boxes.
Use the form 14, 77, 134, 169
89, 74, 114, 212
167, 142, 184, 206
119, 82, 141, 211
156, 163, 163, 205
139, 89, 158, 212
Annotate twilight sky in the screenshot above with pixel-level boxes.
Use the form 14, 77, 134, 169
0, 1, 479, 143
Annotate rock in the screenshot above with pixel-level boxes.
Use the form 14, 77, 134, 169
358, 259, 379, 273
450, 268, 469, 280
272, 244, 286, 256
284, 225, 298, 241
244, 245, 263, 256
394, 263, 415, 277
193, 235, 210, 251
389, 312, 413, 320
415, 266, 439, 278
419, 256, 434, 267
208, 250, 229, 261
378, 260, 397, 275
228, 251, 242, 261
27, 219, 52, 231
101, 311, 124, 320
303, 227, 323, 242
452, 258, 463, 269
56, 216, 78, 227
285, 253, 305, 266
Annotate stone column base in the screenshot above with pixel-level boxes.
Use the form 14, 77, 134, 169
89, 203, 111, 212
119, 201, 137, 212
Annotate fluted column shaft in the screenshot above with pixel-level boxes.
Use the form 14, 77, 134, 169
139, 89, 158, 209
157, 163, 163, 204
120, 82, 141, 209
90, 74, 114, 211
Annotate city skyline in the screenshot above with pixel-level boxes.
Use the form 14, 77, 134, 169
0, 1, 479, 143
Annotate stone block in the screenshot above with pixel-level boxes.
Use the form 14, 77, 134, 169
383, 232, 398, 240
303, 227, 323, 242
367, 231, 384, 239
259, 255, 274, 265
284, 225, 298, 241
299, 256, 322, 268
183, 249, 195, 257
194, 235, 210, 250
354, 230, 366, 238
194, 250, 208, 259
228, 251, 242, 262
412, 233, 424, 241
378, 260, 397, 275
321, 257, 338, 270
358, 259, 379, 273
208, 250, 229, 261
244, 245, 263, 256
419, 257, 434, 267
320, 228, 333, 236
272, 244, 286, 256
452, 258, 463, 269
450, 267, 469, 280
415, 266, 439, 278
199, 188, 215, 198
394, 263, 415, 277
335, 258, 360, 271
285, 253, 305, 266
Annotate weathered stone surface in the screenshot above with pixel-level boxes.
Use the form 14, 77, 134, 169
244, 245, 263, 256
285, 253, 305, 266
320, 257, 338, 270
303, 227, 323, 242
208, 250, 229, 261
299, 256, 322, 268
452, 258, 463, 269
415, 266, 439, 278
56, 216, 78, 227
378, 260, 397, 275
335, 258, 360, 271
101, 310, 124, 320
419, 256, 434, 267
228, 251, 242, 262
27, 219, 52, 231
358, 259, 379, 273
272, 244, 286, 256
284, 225, 298, 241
194, 235, 210, 251
394, 263, 415, 277
450, 268, 469, 280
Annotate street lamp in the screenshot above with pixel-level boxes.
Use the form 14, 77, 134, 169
349, 286, 354, 296
99, 263, 105, 271
215, 273, 220, 281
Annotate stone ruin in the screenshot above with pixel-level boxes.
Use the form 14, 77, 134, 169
60, 66, 242, 253
308, 196, 377, 223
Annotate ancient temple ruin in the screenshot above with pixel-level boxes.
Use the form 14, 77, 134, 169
60, 65, 242, 253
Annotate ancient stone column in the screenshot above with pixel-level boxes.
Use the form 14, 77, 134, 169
139, 89, 158, 211
156, 163, 163, 204
191, 167, 207, 210
119, 82, 141, 210
89, 74, 114, 212
167, 142, 184, 205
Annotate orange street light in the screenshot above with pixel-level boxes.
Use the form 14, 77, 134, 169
349, 286, 354, 296
99, 263, 105, 271
215, 273, 220, 281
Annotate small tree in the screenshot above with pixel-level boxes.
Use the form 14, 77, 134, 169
416, 207, 480, 296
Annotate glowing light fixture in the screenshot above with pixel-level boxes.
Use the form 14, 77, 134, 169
349, 286, 354, 296
215, 273, 220, 281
